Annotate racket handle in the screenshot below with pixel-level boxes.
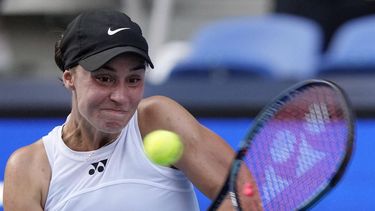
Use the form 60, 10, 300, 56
230, 191, 243, 211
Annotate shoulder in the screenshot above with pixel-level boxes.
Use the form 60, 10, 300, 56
139, 95, 180, 112
4, 139, 51, 207
137, 95, 181, 131
6, 139, 49, 172
137, 95, 199, 136
5, 139, 51, 185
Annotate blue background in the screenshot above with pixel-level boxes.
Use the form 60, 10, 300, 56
1, 118, 374, 210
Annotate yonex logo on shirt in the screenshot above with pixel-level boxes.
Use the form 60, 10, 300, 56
89, 159, 108, 175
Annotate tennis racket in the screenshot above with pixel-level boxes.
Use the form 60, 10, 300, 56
208, 79, 355, 211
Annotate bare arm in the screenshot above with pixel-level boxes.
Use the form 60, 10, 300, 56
138, 96, 262, 210
4, 140, 50, 211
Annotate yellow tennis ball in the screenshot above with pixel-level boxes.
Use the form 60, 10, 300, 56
143, 130, 184, 166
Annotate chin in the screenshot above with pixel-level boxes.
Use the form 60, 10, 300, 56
101, 121, 127, 133
93, 110, 133, 133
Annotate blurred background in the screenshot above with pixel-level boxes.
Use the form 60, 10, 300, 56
1, 0, 375, 210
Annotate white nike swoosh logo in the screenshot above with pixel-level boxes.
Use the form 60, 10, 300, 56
107, 27, 130, 35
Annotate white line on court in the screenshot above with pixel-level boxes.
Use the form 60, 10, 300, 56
0, 181, 3, 207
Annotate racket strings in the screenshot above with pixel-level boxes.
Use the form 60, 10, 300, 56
242, 85, 350, 210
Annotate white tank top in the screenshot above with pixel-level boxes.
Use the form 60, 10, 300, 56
43, 112, 199, 211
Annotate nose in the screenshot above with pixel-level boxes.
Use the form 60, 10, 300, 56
109, 84, 129, 105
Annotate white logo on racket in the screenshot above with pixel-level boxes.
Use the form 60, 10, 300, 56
296, 134, 326, 177
304, 103, 330, 133
263, 166, 290, 203
107, 27, 130, 35
270, 130, 297, 163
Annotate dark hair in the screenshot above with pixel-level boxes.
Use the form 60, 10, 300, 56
55, 34, 65, 71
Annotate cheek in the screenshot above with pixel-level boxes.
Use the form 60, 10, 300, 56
130, 86, 145, 104
76, 88, 106, 113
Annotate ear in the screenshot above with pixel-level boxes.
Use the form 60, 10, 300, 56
63, 70, 75, 90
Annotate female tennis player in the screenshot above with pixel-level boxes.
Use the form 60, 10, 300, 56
3, 9, 262, 210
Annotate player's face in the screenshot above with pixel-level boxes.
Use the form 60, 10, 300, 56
69, 54, 146, 134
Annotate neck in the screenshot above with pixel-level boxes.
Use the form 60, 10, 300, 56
62, 115, 120, 151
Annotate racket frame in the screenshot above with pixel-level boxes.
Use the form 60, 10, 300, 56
208, 79, 355, 211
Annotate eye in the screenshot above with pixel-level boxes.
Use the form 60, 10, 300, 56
95, 75, 116, 84
127, 76, 143, 87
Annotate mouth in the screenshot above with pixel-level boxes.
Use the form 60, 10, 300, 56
101, 108, 128, 115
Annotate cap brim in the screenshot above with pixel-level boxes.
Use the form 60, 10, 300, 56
79, 46, 154, 71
